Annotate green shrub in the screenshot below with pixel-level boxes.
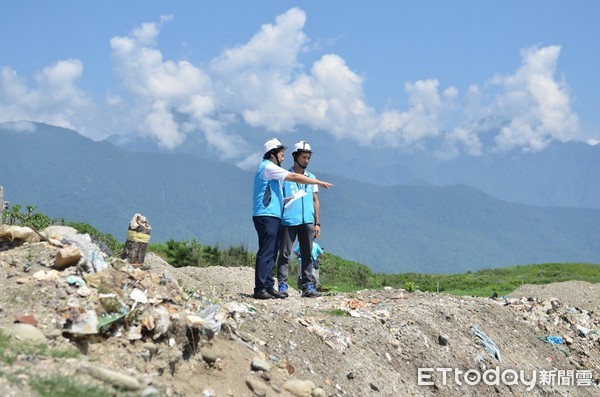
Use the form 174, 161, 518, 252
2, 204, 56, 229
2, 204, 121, 255
404, 281, 419, 292
30, 375, 112, 397
5, 204, 600, 298
150, 239, 254, 268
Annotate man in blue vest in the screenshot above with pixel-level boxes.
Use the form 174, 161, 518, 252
276, 141, 323, 298
252, 138, 333, 299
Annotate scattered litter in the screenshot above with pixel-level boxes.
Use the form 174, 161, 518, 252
225, 301, 256, 314
150, 305, 170, 340
471, 325, 501, 362
540, 335, 564, 345
0, 225, 40, 243
32, 269, 60, 281
65, 275, 86, 286
198, 304, 223, 334
76, 285, 93, 297
87, 249, 109, 273
98, 313, 127, 331
68, 310, 99, 335
130, 288, 148, 304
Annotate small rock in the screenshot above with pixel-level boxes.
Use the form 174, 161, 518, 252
438, 333, 449, 346
141, 386, 161, 397
46, 329, 63, 338
4, 323, 47, 343
311, 388, 327, 397
186, 315, 206, 327
54, 246, 81, 269
251, 358, 271, 372
15, 314, 38, 326
42, 225, 78, 239
143, 342, 159, 357
201, 347, 218, 364
79, 365, 141, 391
245, 377, 268, 397
283, 379, 315, 397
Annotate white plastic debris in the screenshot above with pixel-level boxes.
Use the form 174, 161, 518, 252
68, 310, 99, 335
130, 288, 148, 304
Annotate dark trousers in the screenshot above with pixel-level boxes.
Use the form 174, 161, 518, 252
253, 216, 282, 293
277, 223, 315, 289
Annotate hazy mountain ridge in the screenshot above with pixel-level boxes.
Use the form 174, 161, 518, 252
106, 124, 600, 209
2, 122, 600, 273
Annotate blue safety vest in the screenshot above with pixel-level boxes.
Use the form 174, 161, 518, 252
281, 170, 316, 226
253, 160, 284, 218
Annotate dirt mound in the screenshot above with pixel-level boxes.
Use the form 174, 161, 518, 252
509, 280, 600, 312
0, 238, 598, 396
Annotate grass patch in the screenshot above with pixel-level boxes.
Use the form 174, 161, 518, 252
286, 252, 599, 297
0, 331, 79, 364
49, 347, 81, 359
0, 331, 99, 396
326, 308, 350, 317
30, 374, 113, 397
148, 237, 599, 298
373, 263, 600, 297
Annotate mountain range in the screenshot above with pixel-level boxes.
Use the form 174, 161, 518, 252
107, 125, 600, 209
2, 121, 600, 274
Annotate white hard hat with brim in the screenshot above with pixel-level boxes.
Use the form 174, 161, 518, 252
263, 138, 286, 155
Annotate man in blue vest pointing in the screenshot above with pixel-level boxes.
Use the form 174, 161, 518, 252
252, 138, 333, 300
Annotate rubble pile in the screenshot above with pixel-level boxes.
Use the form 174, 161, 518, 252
497, 295, 599, 374
0, 224, 598, 396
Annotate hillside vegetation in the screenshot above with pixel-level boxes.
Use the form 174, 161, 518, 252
274, 252, 600, 298
3, 122, 600, 273
373, 262, 600, 297
3, 205, 599, 298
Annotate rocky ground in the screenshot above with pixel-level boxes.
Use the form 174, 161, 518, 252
0, 226, 599, 396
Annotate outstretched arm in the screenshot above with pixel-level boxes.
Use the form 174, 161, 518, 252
285, 172, 333, 189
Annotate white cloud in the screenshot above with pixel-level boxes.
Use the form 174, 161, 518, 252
0, 8, 587, 164
377, 79, 450, 148
109, 16, 219, 151
0, 120, 36, 133
210, 7, 311, 131
0, 60, 94, 133
488, 45, 580, 152
444, 125, 484, 156
434, 45, 581, 156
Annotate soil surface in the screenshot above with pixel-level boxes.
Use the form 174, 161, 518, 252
0, 234, 598, 396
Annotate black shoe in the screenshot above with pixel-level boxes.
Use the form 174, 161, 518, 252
253, 290, 275, 300
301, 285, 322, 298
267, 289, 288, 299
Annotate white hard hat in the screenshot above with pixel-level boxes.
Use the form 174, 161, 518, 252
292, 141, 312, 155
263, 138, 286, 155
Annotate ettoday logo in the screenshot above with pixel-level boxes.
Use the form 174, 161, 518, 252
417, 367, 594, 391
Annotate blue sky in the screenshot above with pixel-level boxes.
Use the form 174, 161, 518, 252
1, 1, 599, 168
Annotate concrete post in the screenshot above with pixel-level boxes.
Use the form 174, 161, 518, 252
122, 213, 152, 264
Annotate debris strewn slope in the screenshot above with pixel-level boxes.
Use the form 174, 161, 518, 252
0, 227, 598, 396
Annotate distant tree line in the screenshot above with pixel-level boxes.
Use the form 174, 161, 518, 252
5, 204, 599, 297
